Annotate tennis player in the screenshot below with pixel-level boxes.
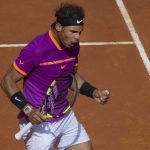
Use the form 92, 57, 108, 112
1, 3, 109, 150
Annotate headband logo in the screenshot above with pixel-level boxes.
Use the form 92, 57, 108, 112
77, 19, 83, 24
57, 18, 84, 26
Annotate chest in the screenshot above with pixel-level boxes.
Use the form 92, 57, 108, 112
35, 50, 76, 77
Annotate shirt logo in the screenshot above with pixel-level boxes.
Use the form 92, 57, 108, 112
77, 20, 83, 24
61, 65, 67, 69
19, 60, 24, 65
14, 96, 22, 102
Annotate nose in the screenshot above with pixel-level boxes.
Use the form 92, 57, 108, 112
74, 33, 80, 42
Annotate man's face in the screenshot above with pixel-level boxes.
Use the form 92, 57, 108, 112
58, 25, 84, 48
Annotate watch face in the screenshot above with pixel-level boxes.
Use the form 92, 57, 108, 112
23, 106, 32, 114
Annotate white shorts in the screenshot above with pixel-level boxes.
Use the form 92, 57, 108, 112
19, 111, 90, 150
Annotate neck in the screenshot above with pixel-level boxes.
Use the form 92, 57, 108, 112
50, 24, 66, 49
51, 25, 59, 42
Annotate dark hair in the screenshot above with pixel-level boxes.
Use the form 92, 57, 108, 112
55, 3, 85, 20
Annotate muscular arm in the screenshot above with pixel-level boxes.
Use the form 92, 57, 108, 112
1, 65, 46, 124
75, 72, 85, 90
0, 65, 24, 98
74, 72, 110, 104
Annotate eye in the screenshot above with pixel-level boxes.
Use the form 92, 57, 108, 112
71, 30, 77, 33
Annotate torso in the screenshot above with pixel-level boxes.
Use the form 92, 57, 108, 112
14, 30, 79, 120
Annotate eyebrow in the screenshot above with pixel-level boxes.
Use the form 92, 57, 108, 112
70, 29, 83, 33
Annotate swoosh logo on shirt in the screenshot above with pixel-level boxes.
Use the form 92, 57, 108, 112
19, 60, 24, 65
61, 65, 67, 69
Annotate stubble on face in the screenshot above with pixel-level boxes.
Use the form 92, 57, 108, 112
59, 26, 83, 48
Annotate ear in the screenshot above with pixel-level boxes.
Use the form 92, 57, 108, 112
55, 22, 62, 32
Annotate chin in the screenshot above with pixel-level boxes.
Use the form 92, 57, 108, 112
65, 44, 73, 48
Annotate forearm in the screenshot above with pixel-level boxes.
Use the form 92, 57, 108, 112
74, 72, 96, 97
1, 76, 46, 124
75, 72, 110, 103
1, 76, 20, 98
75, 72, 85, 90
0, 66, 28, 110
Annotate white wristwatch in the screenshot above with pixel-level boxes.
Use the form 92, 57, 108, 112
23, 105, 33, 115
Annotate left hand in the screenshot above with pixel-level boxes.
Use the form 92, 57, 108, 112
93, 89, 110, 104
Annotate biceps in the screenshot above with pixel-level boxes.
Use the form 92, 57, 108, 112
1, 65, 24, 97
4, 65, 24, 82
